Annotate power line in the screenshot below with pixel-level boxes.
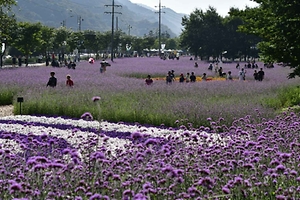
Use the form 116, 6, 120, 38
105, 0, 122, 62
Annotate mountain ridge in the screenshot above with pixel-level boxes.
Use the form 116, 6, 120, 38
12, 0, 185, 37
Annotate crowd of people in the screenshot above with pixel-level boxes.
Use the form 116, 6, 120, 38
145, 60, 266, 85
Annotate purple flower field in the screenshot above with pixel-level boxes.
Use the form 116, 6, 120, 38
0, 56, 299, 127
1, 110, 300, 199
0, 57, 300, 199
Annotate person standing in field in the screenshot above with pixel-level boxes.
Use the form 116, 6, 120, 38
66, 74, 74, 87
253, 70, 259, 81
145, 75, 153, 85
190, 72, 196, 82
218, 67, 223, 77
258, 68, 265, 81
100, 60, 110, 73
18, 56, 22, 67
194, 62, 198, 68
238, 68, 246, 81
166, 71, 173, 84
47, 71, 57, 87
179, 73, 185, 83
202, 73, 207, 81
226, 71, 233, 80
170, 70, 175, 82
185, 72, 190, 83
12, 56, 17, 67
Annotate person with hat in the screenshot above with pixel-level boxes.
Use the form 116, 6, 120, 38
66, 74, 74, 87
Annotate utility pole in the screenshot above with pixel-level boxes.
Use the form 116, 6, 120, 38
155, 0, 165, 58
116, 16, 119, 31
61, 20, 66, 27
128, 25, 132, 36
105, 0, 122, 62
77, 16, 83, 31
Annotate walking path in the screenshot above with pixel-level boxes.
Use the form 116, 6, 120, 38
0, 63, 46, 69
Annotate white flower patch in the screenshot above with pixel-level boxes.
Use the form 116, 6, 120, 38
0, 115, 228, 146
0, 139, 23, 154
0, 122, 131, 158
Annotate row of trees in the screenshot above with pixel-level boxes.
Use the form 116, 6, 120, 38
1, 1, 260, 64
180, 6, 260, 61
1, 0, 299, 77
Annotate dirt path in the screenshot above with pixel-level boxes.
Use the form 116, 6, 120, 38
0, 105, 14, 117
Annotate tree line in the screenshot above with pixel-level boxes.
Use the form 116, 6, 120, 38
1, 0, 299, 77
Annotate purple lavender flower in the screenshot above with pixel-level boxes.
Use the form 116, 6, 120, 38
81, 112, 94, 120
276, 195, 287, 200
9, 182, 23, 192
89, 193, 102, 200
222, 186, 230, 194
92, 96, 101, 102
276, 164, 286, 172
131, 132, 143, 140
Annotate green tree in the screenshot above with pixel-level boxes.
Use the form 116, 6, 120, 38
165, 38, 179, 50
180, 7, 225, 60
223, 11, 261, 61
39, 25, 55, 56
52, 27, 71, 60
67, 31, 83, 54
180, 9, 204, 58
13, 22, 44, 65
0, 0, 17, 67
230, 1, 300, 78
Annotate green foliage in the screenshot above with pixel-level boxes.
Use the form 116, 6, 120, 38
262, 86, 300, 109
231, 1, 300, 78
180, 7, 259, 60
0, 87, 17, 105
13, 22, 44, 57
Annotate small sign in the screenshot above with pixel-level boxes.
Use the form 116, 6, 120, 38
17, 97, 24, 102
161, 43, 166, 50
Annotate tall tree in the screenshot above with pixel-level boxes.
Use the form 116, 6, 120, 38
13, 22, 43, 64
230, 1, 300, 78
180, 7, 225, 60
0, 0, 17, 67
180, 9, 204, 59
223, 10, 261, 61
39, 25, 55, 56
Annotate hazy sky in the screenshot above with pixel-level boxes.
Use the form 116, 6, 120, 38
129, 0, 258, 16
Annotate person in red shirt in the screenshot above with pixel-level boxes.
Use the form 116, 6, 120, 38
145, 75, 153, 85
66, 74, 74, 87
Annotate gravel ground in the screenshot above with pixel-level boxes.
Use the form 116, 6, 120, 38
0, 105, 14, 117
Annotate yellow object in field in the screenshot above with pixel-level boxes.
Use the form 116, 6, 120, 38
153, 77, 227, 81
